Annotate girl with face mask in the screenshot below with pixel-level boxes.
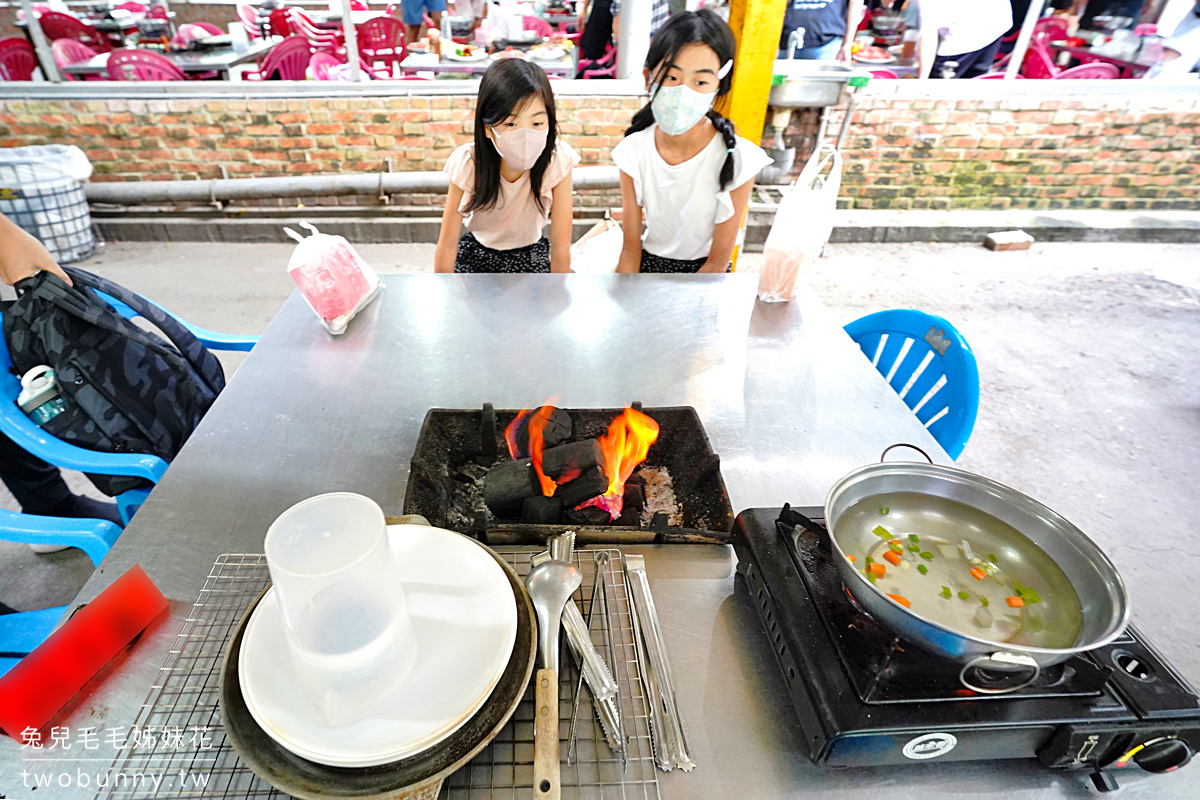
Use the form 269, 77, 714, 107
612, 11, 772, 274
435, 60, 579, 273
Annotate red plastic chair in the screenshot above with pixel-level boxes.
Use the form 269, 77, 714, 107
1054, 62, 1119, 79
114, 1, 147, 12
1019, 39, 1059, 78
1033, 16, 1069, 45
107, 47, 186, 80
51, 37, 101, 81
0, 37, 37, 80
36, 11, 111, 52
309, 50, 340, 79
146, 5, 169, 20
268, 8, 292, 37
288, 8, 344, 56
523, 16, 553, 39
243, 35, 312, 80
357, 15, 405, 71
238, 4, 263, 39
869, 68, 899, 79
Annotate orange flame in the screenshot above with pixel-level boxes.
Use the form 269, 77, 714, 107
528, 405, 558, 497
504, 409, 531, 459
582, 407, 659, 519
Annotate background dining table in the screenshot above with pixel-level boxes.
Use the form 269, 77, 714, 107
59, 37, 278, 79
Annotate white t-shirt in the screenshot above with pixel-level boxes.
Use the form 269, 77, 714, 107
611, 124, 772, 262
920, 0, 1012, 58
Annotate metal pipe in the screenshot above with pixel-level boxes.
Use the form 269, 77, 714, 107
340, 0, 361, 83
1006, 0, 1048, 79
616, 0, 651, 79
85, 166, 622, 204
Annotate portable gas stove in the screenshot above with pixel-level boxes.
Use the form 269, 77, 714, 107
732, 505, 1200, 792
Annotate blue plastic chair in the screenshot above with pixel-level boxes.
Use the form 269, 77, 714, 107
844, 309, 980, 460
0, 508, 123, 677
0, 292, 258, 524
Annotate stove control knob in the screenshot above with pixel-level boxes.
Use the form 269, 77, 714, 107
1132, 738, 1194, 774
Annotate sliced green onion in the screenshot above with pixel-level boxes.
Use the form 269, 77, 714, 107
889, 542, 904, 554
908, 543, 921, 552
868, 572, 877, 583
920, 551, 934, 561
980, 596, 989, 607
865, 556, 874, 566
873, 525, 891, 539
941, 586, 952, 599
987, 553, 998, 563
958, 590, 971, 600
917, 564, 928, 575
908, 534, 920, 544
880, 507, 889, 515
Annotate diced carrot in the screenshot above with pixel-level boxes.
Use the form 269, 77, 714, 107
868, 563, 886, 578
883, 550, 902, 566
970, 567, 986, 581
1006, 596, 1025, 608
847, 555, 857, 563
886, 593, 912, 608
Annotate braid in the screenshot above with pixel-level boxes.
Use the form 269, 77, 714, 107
707, 109, 737, 191
625, 103, 656, 137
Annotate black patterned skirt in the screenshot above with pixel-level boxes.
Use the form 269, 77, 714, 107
455, 231, 551, 273
639, 250, 706, 274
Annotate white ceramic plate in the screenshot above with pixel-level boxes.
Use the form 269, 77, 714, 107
854, 52, 896, 65
528, 46, 567, 61
444, 50, 488, 62
239, 524, 518, 767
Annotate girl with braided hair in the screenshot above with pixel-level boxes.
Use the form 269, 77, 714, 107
612, 10, 771, 274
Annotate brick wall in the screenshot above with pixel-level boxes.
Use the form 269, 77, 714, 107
785, 87, 1200, 211
0, 83, 1198, 211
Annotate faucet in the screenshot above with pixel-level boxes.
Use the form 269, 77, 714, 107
787, 27, 806, 59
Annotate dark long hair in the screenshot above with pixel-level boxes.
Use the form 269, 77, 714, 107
466, 59, 558, 215
625, 10, 738, 191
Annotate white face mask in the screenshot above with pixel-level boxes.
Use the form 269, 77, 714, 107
650, 83, 715, 136
489, 126, 548, 172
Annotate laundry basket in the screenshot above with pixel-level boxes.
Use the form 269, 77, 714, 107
0, 145, 96, 263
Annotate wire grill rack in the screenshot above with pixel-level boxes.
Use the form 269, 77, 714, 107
96, 550, 660, 800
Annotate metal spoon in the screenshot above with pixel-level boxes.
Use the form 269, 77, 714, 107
526, 558, 582, 800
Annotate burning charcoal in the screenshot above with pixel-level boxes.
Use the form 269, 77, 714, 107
476, 402, 498, 466
615, 482, 645, 527
563, 505, 611, 527
680, 453, 721, 497
508, 407, 572, 457
483, 458, 540, 516
521, 495, 563, 525
541, 439, 604, 483
555, 466, 609, 509
625, 470, 645, 489
454, 462, 487, 483
650, 512, 669, 530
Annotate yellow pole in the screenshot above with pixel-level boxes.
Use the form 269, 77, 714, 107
725, 0, 786, 271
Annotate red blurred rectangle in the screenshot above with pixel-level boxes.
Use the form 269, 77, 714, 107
0, 564, 168, 738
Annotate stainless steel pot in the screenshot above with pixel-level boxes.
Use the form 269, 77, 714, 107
824, 449, 1130, 693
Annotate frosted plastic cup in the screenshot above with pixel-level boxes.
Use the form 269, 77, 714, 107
264, 493, 416, 728
756, 245, 803, 303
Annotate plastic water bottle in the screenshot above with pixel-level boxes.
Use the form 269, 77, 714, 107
441, 14, 452, 40
17, 366, 67, 426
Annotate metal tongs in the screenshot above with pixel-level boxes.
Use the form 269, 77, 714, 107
533, 534, 628, 769
624, 554, 695, 772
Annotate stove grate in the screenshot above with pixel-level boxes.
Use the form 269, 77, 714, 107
95, 551, 660, 800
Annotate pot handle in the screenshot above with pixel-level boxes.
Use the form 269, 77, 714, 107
958, 652, 1041, 695
881, 443, 934, 464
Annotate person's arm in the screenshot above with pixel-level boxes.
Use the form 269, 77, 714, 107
434, 183, 466, 274
548, 170, 574, 274
615, 171, 642, 273
698, 180, 754, 273
918, 14, 942, 79
839, 0, 866, 61
577, 0, 591, 32
0, 212, 72, 287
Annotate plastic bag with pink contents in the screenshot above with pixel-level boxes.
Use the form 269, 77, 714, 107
284, 222, 381, 335
758, 145, 842, 303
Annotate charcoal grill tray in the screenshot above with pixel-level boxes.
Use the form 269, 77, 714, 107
403, 407, 734, 543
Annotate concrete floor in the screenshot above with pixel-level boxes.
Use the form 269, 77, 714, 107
3, 240, 1199, 688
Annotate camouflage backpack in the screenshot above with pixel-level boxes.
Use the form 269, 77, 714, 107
3, 267, 225, 496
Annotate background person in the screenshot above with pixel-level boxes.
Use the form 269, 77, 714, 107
402, 0, 446, 45
779, 0, 866, 60
918, 0, 1012, 77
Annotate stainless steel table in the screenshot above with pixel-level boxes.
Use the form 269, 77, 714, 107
1, 275, 1187, 798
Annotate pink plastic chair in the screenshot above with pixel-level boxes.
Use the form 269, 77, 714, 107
238, 4, 263, 39
114, 1, 147, 12
0, 37, 37, 81
973, 71, 1024, 79
1033, 17, 1069, 44
357, 15, 405, 71
1133, 24, 1157, 37
1054, 62, 1120, 79
578, 43, 616, 79
869, 69, 899, 79
51, 37, 100, 80
36, 11, 111, 52
309, 50, 341, 79
171, 22, 223, 48
288, 8, 345, 56
146, 5, 170, 20
243, 35, 312, 80
107, 47, 186, 80
523, 16, 553, 39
